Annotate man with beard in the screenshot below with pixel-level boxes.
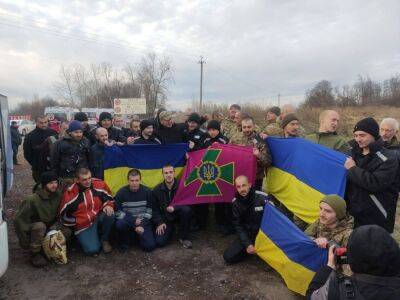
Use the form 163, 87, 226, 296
133, 119, 162, 144
14, 171, 71, 267
89, 112, 126, 144
223, 175, 269, 264
281, 113, 301, 138
74, 112, 94, 141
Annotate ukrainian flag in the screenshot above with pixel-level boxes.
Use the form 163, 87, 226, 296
255, 203, 327, 296
104, 144, 188, 195
264, 137, 347, 223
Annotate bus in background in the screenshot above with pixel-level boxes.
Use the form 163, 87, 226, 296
0, 94, 14, 277
44, 107, 79, 133
81, 108, 98, 125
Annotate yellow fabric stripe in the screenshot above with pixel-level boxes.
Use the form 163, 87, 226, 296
104, 167, 184, 195
264, 167, 323, 224
255, 230, 316, 296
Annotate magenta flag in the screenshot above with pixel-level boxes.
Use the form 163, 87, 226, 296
171, 143, 256, 205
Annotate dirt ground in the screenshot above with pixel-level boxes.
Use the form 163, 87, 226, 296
0, 152, 301, 300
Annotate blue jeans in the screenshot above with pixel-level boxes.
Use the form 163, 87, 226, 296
76, 213, 115, 255
115, 215, 156, 252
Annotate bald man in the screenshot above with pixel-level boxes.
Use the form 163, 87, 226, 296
223, 175, 269, 264
306, 110, 350, 153
90, 127, 114, 180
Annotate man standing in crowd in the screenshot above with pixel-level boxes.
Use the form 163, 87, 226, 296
126, 117, 141, 140
223, 175, 269, 264
115, 169, 156, 252
10, 120, 22, 165
51, 121, 91, 188
132, 119, 162, 144
59, 168, 114, 255
24, 116, 58, 182
305, 194, 353, 248
263, 106, 283, 137
306, 110, 350, 153
90, 127, 112, 180
14, 171, 71, 267
156, 111, 185, 144
90, 112, 126, 144
380, 117, 399, 150
344, 117, 399, 233
152, 165, 193, 248
222, 104, 241, 139
230, 116, 271, 190
74, 112, 93, 140
184, 113, 206, 151
281, 113, 301, 138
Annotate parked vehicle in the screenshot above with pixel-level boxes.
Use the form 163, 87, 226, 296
44, 107, 79, 133
9, 119, 36, 136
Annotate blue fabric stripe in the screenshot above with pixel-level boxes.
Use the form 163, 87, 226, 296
260, 203, 327, 272
104, 143, 188, 170
266, 137, 347, 197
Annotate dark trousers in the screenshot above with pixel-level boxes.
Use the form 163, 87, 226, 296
193, 203, 209, 229
12, 144, 19, 163
223, 238, 249, 264
115, 215, 156, 252
76, 213, 114, 255
154, 205, 192, 247
215, 203, 233, 226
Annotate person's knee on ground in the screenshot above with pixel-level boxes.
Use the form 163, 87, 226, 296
223, 240, 247, 264
30, 222, 47, 253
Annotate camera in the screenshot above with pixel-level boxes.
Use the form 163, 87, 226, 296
326, 241, 348, 265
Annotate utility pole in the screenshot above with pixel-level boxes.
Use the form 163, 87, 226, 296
199, 56, 205, 112
278, 93, 281, 107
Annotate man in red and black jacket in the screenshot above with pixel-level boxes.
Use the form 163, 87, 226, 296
59, 168, 115, 255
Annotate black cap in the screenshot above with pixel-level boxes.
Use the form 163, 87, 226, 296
74, 112, 88, 122
41, 171, 58, 186
99, 112, 113, 123
187, 113, 201, 124
207, 120, 221, 131
353, 117, 380, 140
140, 119, 154, 131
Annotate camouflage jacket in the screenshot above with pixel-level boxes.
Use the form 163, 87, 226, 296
305, 215, 354, 247
221, 117, 236, 139
229, 131, 271, 180
262, 121, 283, 137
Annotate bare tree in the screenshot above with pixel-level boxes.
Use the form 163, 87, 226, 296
53, 64, 76, 106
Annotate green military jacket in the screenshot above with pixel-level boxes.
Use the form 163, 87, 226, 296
262, 121, 283, 137
306, 132, 350, 153
305, 215, 354, 247
14, 188, 62, 249
221, 117, 236, 139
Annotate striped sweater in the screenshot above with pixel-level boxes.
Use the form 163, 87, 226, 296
114, 185, 152, 222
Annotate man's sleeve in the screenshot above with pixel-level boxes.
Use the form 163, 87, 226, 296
23, 135, 33, 165
13, 198, 33, 249
306, 266, 336, 300
151, 191, 163, 226
50, 141, 61, 175
257, 139, 272, 168
232, 202, 252, 247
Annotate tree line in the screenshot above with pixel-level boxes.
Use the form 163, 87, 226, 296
303, 74, 400, 107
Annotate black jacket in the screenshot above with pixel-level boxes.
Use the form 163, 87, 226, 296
89, 125, 126, 144
133, 135, 162, 145
90, 142, 106, 180
202, 132, 229, 148
51, 136, 91, 178
345, 139, 398, 232
83, 124, 95, 142
23, 127, 58, 170
183, 127, 206, 151
156, 123, 185, 144
232, 188, 268, 247
10, 126, 22, 146
152, 180, 179, 225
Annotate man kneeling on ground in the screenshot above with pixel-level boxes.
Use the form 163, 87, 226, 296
59, 168, 114, 256
14, 171, 71, 267
152, 165, 193, 249
223, 175, 269, 264
115, 168, 156, 252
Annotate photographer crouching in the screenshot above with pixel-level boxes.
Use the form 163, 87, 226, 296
306, 225, 400, 299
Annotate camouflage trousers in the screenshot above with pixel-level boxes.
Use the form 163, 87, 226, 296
30, 222, 72, 254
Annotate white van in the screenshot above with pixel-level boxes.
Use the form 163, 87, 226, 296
0, 94, 13, 277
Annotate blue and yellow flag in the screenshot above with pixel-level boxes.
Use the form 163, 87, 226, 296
255, 203, 327, 296
264, 137, 347, 223
104, 144, 188, 195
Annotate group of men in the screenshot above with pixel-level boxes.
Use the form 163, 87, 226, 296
13, 104, 399, 280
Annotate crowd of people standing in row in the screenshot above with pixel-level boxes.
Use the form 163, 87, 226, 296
10, 103, 400, 299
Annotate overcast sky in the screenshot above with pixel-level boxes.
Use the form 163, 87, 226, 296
0, 0, 399, 110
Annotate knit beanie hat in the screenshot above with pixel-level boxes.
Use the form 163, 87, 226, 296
67, 120, 83, 133
353, 117, 380, 140
281, 113, 299, 129
99, 112, 113, 123
267, 106, 281, 117
187, 113, 201, 124
74, 112, 88, 122
320, 194, 347, 220
140, 119, 154, 131
41, 171, 58, 186
207, 120, 221, 131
